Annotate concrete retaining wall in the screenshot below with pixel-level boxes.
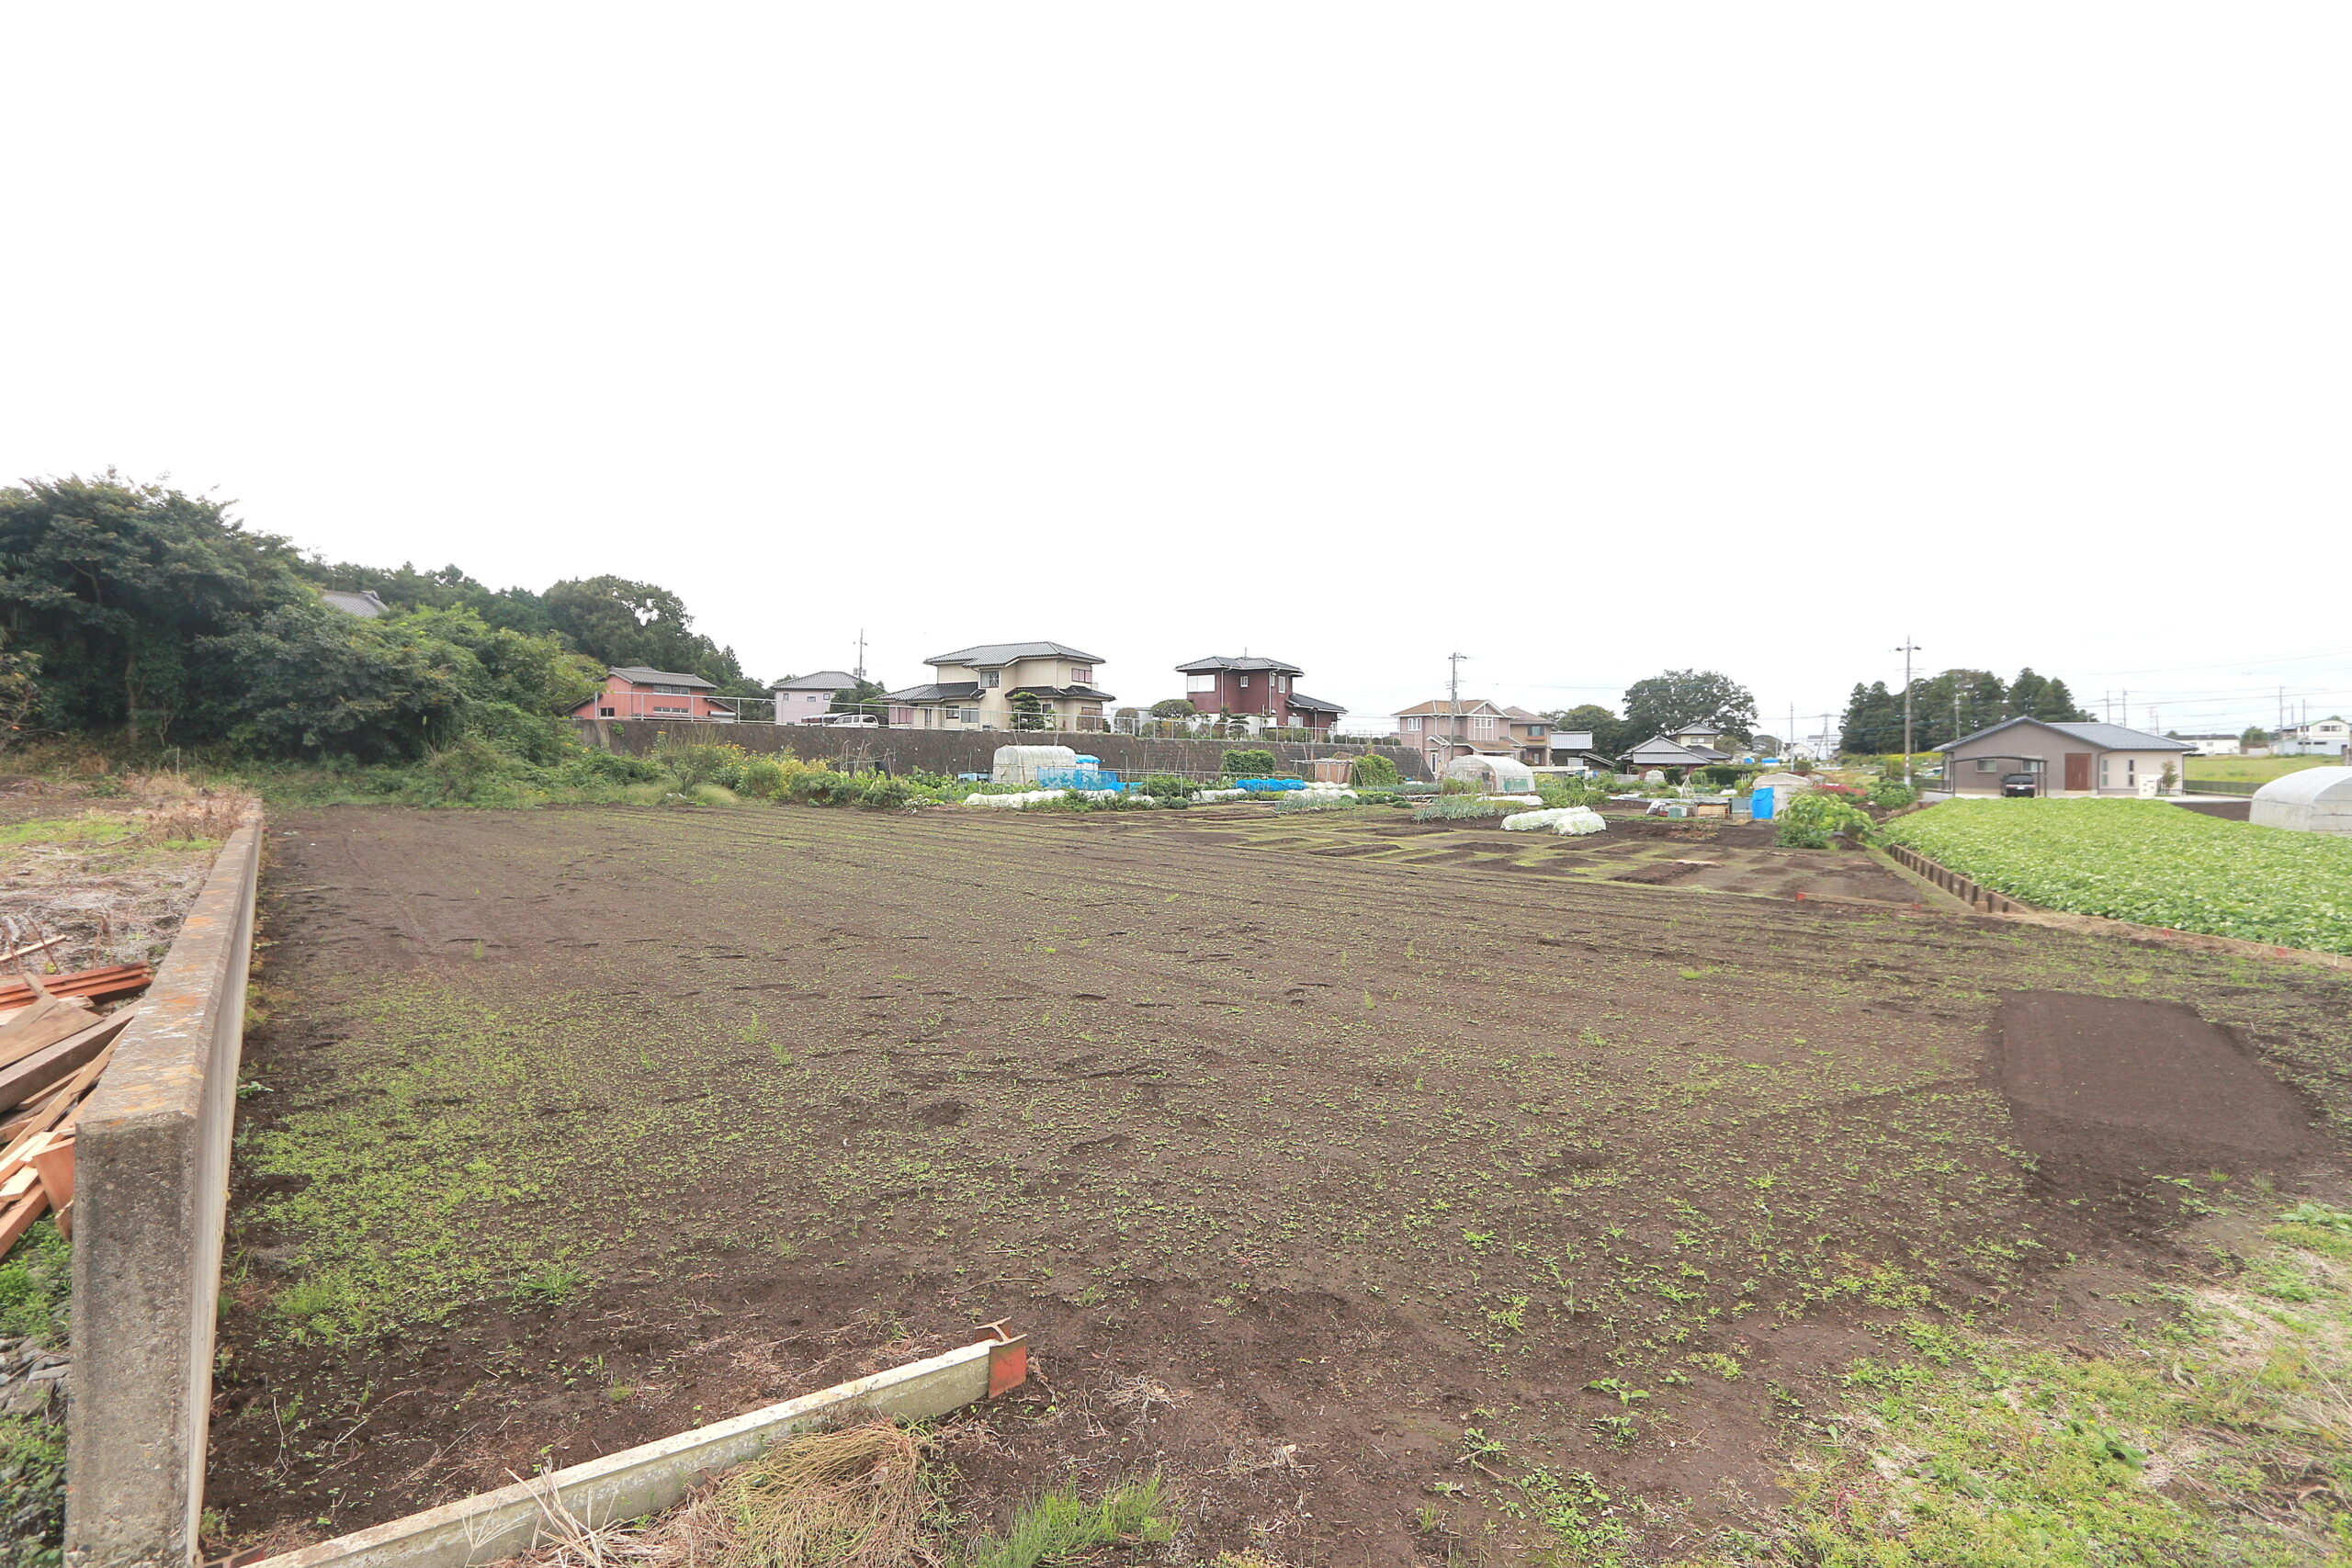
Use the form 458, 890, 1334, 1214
67, 818, 263, 1568
570, 718, 1433, 781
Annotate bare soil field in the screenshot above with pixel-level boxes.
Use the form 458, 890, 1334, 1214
211, 803, 2352, 1562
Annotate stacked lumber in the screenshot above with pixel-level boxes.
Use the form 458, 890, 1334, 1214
0, 963, 153, 1021
0, 976, 146, 1250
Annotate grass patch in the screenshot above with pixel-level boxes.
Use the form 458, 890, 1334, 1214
0, 1220, 70, 1567
960, 1477, 1173, 1568
2188, 755, 2337, 784
1678, 1204, 2352, 1565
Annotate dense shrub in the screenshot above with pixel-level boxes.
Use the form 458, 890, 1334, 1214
1776, 792, 1878, 849
1535, 775, 1612, 809
854, 776, 914, 810
788, 771, 862, 807
1139, 773, 1196, 799
1349, 752, 1400, 788
1220, 748, 1277, 779
1868, 779, 1921, 809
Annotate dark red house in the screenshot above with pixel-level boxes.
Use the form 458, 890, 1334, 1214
1175, 655, 1344, 732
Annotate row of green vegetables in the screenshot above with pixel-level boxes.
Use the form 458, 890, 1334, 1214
1883, 798, 2352, 955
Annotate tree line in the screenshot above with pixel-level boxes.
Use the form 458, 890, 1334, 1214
0, 473, 760, 762
1838, 668, 2090, 754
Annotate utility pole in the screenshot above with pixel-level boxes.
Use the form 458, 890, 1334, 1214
854, 629, 868, 682
1894, 637, 1922, 785
1446, 651, 1470, 752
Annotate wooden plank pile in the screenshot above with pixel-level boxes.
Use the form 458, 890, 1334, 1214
0, 964, 152, 1251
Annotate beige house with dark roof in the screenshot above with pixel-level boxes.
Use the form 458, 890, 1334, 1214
885, 641, 1115, 731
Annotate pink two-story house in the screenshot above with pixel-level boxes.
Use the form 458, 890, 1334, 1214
571, 666, 729, 721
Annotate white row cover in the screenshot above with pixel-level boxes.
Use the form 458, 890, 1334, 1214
1501, 807, 1609, 836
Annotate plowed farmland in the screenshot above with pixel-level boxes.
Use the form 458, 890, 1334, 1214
212, 804, 2352, 1562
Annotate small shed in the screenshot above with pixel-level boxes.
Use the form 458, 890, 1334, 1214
993, 744, 1079, 785
1445, 754, 1535, 793
2250, 766, 2352, 836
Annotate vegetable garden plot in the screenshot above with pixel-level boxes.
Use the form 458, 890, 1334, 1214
1885, 798, 2352, 955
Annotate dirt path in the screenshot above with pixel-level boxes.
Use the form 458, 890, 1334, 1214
211, 805, 2352, 1563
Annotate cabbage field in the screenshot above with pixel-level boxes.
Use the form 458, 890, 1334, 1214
1884, 798, 2352, 954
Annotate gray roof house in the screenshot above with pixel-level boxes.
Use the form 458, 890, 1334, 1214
1621, 735, 1728, 770
1936, 716, 2193, 797
770, 669, 863, 723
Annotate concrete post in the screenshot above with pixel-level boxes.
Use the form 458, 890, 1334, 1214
66, 819, 262, 1568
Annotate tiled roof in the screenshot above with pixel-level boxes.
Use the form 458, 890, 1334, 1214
928, 641, 1104, 667
1286, 692, 1346, 713
609, 666, 717, 690
773, 670, 860, 691
1393, 698, 1507, 716
884, 682, 982, 702
1936, 716, 2196, 752
1008, 684, 1118, 702
1175, 654, 1305, 675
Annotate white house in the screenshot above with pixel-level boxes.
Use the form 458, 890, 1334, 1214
2278, 717, 2352, 759
769, 670, 863, 723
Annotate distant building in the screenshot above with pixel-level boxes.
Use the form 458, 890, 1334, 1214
886, 641, 1115, 731
1175, 655, 1343, 733
2174, 733, 2243, 757
1392, 699, 1592, 773
1936, 716, 2192, 796
2278, 716, 2352, 758
571, 667, 729, 722
770, 670, 862, 724
319, 589, 390, 618
1619, 735, 1728, 773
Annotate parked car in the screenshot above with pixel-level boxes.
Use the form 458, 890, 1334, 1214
805, 713, 879, 728
2001, 772, 2039, 797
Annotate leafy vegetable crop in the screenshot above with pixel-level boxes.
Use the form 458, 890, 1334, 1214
1884, 799, 2352, 954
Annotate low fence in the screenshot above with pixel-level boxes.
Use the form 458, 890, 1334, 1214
1883, 841, 2029, 913
570, 718, 1433, 782
68, 816, 263, 1568
2184, 779, 2260, 795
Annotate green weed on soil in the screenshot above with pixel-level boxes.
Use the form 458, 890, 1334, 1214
1673, 1205, 2352, 1565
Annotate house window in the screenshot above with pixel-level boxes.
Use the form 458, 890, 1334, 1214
1070, 667, 1092, 683
650, 683, 690, 695
1474, 716, 1494, 734
2099, 760, 2111, 787
1239, 675, 1250, 687
1974, 758, 1998, 773
1405, 716, 1420, 732
1186, 674, 1216, 693
1529, 725, 1546, 737
598, 706, 615, 717
957, 707, 979, 724
979, 671, 1000, 687
2126, 759, 2137, 784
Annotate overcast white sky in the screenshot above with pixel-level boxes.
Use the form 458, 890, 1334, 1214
4, 6, 2346, 740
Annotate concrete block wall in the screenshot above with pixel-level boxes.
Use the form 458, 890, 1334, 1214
68, 818, 263, 1568
569, 719, 1433, 782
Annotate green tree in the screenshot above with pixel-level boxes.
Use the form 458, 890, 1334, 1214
1221, 747, 1277, 777
1008, 691, 1051, 730
1148, 697, 1196, 721
831, 678, 890, 723
0, 473, 311, 740
2242, 725, 2270, 748
1622, 671, 1756, 746
540, 576, 750, 690
1838, 682, 1902, 754
2003, 668, 2087, 723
